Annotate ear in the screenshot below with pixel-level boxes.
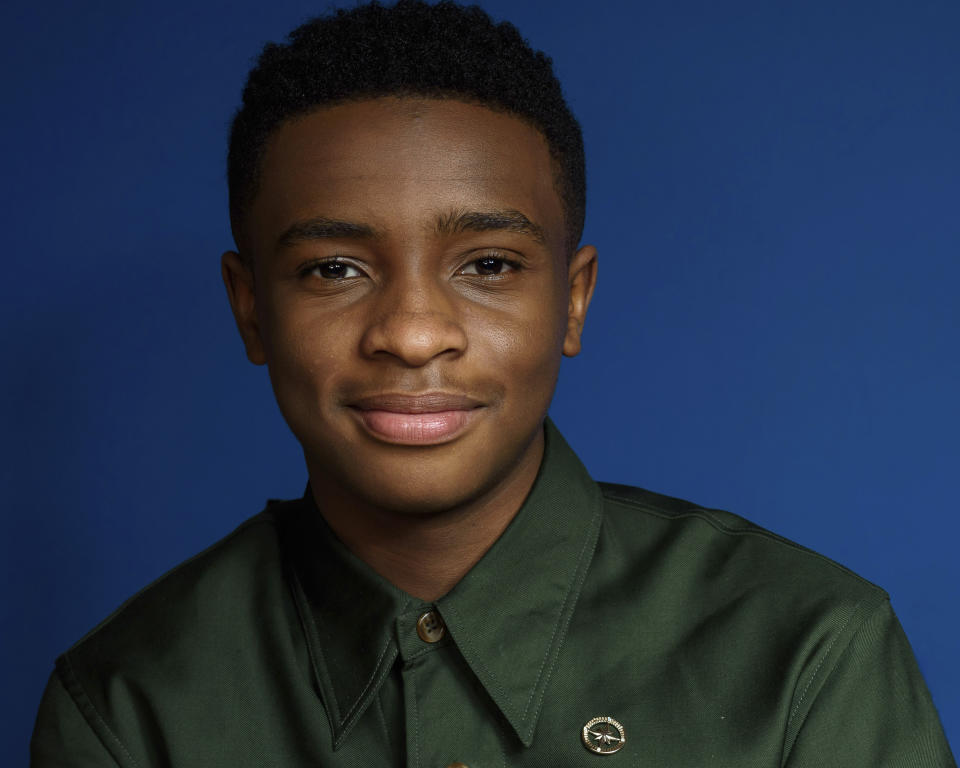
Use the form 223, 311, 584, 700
562, 244, 598, 357
221, 251, 267, 365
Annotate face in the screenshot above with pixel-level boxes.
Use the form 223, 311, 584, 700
223, 98, 597, 517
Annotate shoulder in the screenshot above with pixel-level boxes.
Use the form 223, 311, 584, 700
55, 500, 301, 705
587, 481, 889, 673
69, 506, 284, 645
39, 499, 319, 766
579, 483, 898, 750
596, 480, 885, 602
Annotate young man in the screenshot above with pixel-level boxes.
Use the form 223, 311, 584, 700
32, 2, 955, 766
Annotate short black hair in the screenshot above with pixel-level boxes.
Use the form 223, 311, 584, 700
227, 0, 586, 253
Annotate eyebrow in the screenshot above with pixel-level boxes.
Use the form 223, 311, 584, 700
435, 208, 547, 245
276, 217, 379, 249
275, 208, 547, 250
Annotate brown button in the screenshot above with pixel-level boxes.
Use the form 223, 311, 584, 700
416, 610, 446, 643
446, 764, 468, 768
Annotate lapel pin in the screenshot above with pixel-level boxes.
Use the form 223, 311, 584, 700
582, 716, 626, 754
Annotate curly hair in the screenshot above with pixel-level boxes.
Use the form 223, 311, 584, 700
227, 0, 586, 253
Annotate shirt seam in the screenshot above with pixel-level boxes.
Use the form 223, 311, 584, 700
521, 503, 601, 721
438, 498, 602, 740
781, 594, 889, 765
439, 601, 512, 709
493, 707, 510, 768
401, 627, 452, 663
290, 564, 407, 744
339, 604, 405, 726
409, 668, 421, 768
602, 491, 884, 593
287, 565, 344, 724
58, 653, 140, 768
374, 690, 394, 759
788, 610, 855, 723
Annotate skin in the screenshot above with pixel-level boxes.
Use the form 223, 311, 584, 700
223, 98, 597, 600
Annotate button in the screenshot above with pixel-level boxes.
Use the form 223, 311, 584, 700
416, 610, 446, 643
446, 763, 468, 768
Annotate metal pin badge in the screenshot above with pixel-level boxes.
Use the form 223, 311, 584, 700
582, 716, 626, 754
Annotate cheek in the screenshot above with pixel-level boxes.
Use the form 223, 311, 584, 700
258, 296, 352, 419
463, 289, 566, 390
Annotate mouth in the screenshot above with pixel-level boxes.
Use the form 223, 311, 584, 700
348, 392, 484, 445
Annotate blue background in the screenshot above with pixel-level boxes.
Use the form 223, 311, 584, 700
2, 0, 957, 759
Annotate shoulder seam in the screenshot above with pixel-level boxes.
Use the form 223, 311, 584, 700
601, 490, 885, 593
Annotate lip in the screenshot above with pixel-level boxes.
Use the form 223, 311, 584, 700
351, 392, 483, 413
348, 392, 484, 445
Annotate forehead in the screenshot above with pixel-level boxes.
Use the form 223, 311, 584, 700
249, 98, 566, 253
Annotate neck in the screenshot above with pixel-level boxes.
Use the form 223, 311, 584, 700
309, 432, 544, 602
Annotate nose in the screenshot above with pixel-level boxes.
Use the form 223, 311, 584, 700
359, 278, 468, 367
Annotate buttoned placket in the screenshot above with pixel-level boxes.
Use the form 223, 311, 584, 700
396, 603, 508, 768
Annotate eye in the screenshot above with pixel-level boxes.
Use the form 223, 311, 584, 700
459, 255, 520, 276
302, 259, 364, 280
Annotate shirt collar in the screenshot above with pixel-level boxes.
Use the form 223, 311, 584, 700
278, 418, 603, 749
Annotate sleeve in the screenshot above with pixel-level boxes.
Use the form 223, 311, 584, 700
783, 599, 956, 768
30, 670, 121, 768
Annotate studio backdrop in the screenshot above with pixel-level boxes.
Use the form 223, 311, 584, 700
1, 0, 957, 759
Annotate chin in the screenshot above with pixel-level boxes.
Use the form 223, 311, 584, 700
365, 483, 482, 517
298, 412, 541, 516
349, 452, 507, 516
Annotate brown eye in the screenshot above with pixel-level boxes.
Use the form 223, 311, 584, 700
318, 262, 348, 278
476, 257, 505, 275
306, 259, 363, 279
460, 256, 519, 276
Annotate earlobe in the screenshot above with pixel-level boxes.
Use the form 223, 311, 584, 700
221, 251, 267, 365
563, 245, 598, 357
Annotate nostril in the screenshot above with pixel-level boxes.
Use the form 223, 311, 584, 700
359, 311, 468, 366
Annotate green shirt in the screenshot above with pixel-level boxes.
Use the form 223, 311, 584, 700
32, 420, 956, 767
